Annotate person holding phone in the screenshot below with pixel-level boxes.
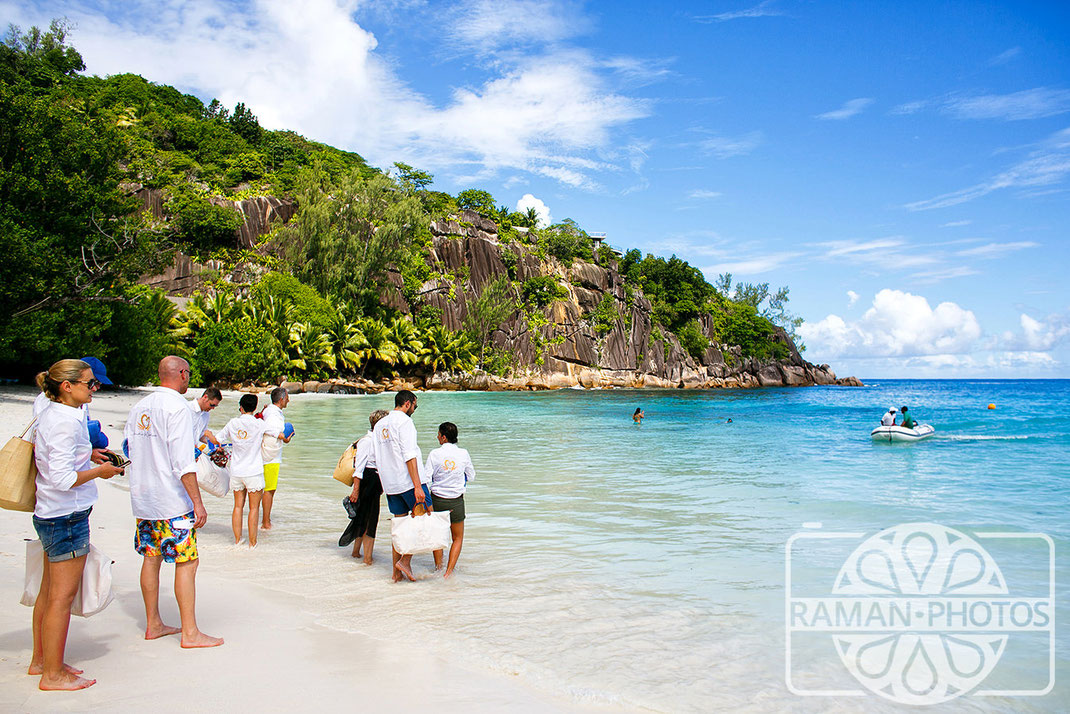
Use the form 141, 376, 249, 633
124, 356, 222, 649
30, 359, 125, 691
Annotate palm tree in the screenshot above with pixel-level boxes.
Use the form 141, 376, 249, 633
386, 316, 422, 368
286, 321, 335, 375
245, 293, 296, 352
354, 318, 397, 379
324, 311, 365, 373
419, 324, 476, 385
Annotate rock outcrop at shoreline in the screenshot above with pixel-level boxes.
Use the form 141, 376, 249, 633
143, 199, 862, 392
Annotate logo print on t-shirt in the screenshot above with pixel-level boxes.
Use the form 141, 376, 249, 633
137, 413, 151, 430
236, 429, 248, 440
444, 459, 456, 471
381, 428, 390, 440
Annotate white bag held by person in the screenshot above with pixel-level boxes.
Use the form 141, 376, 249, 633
390, 511, 451, 555
195, 454, 231, 497
21, 540, 115, 617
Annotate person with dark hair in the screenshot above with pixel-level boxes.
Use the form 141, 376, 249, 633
125, 356, 222, 650
30, 359, 124, 690
426, 422, 476, 578
188, 388, 222, 448
260, 387, 293, 530
216, 393, 280, 547
633, 407, 644, 424
342, 409, 390, 564
900, 406, 916, 430
373, 389, 430, 581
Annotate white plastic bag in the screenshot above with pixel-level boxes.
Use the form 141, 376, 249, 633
390, 511, 451, 555
21, 540, 115, 617
196, 455, 230, 497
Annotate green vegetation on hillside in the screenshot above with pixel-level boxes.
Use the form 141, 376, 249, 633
1, 22, 803, 385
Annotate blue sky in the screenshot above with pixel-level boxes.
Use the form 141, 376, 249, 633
5, 0, 1069, 378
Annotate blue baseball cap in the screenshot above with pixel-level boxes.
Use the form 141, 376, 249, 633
80, 356, 113, 385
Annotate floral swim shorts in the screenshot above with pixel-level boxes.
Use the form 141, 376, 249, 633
134, 511, 198, 563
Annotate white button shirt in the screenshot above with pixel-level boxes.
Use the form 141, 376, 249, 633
125, 387, 198, 520
261, 403, 285, 465
188, 398, 211, 443
33, 401, 98, 519
217, 413, 278, 479
373, 410, 426, 495
425, 443, 476, 499
352, 431, 377, 475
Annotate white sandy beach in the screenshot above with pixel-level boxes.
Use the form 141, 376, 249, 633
0, 386, 602, 713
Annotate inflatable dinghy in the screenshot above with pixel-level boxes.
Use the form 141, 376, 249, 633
870, 424, 935, 442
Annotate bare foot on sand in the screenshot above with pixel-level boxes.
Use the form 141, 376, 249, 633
351, 548, 362, 558
145, 624, 182, 640
393, 560, 415, 582
28, 662, 82, 676
363, 557, 374, 566
443, 569, 454, 579
261, 520, 272, 530
39, 672, 96, 691
180, 632, 224, 649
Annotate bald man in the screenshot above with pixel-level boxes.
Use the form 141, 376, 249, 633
124, 356, 222, 648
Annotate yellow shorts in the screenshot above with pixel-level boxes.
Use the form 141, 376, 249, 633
263, 463, 280, 491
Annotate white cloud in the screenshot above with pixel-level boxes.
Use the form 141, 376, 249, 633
698, 131, 763, 158
20, 0, 648, 189
847, 290, 859, 307
688, 189, 722, 200
1003, 312, 1070, 351
815, 97, 874, 121
694, 0, 783, 23
955, 241, 1039, 257
515, 193, 551, 227
941, 220, 972, 227
989, 47, 1021, 66
704, 251, 801, 276
891, 100, 929, 115
910, 266, 979, 283
445, 0, 586, 54
798, 289, 982, 359
905, 127, 1070, 210
943, 88, 1070, 121
816, 237, 938, 268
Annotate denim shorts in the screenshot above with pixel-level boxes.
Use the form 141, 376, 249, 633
33, 508, 92, 563
387, 484, 432, 516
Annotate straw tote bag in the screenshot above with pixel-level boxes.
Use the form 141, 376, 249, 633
332, 443, 358, 486
0, 419, 37, 512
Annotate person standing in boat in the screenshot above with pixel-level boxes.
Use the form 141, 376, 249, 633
880, 408, 897, 426
900, 406, 916, 429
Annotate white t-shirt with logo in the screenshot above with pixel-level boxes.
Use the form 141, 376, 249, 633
425, 442, 476, 499
261, 403, 285, 465
125, 387, 197, 520
217, 413, 278, 479
372, 410, 426, 495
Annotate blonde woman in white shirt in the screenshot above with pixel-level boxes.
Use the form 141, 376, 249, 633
216, 393, 279, 547
30, 359, 124, 691
426, 422, 476, 578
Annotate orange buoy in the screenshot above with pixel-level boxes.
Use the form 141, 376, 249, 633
987, 403, 996, 410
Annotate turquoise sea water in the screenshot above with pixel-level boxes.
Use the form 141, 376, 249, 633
198, 380, 1070, 712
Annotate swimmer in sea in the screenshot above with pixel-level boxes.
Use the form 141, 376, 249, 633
633, 408, 644, 424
